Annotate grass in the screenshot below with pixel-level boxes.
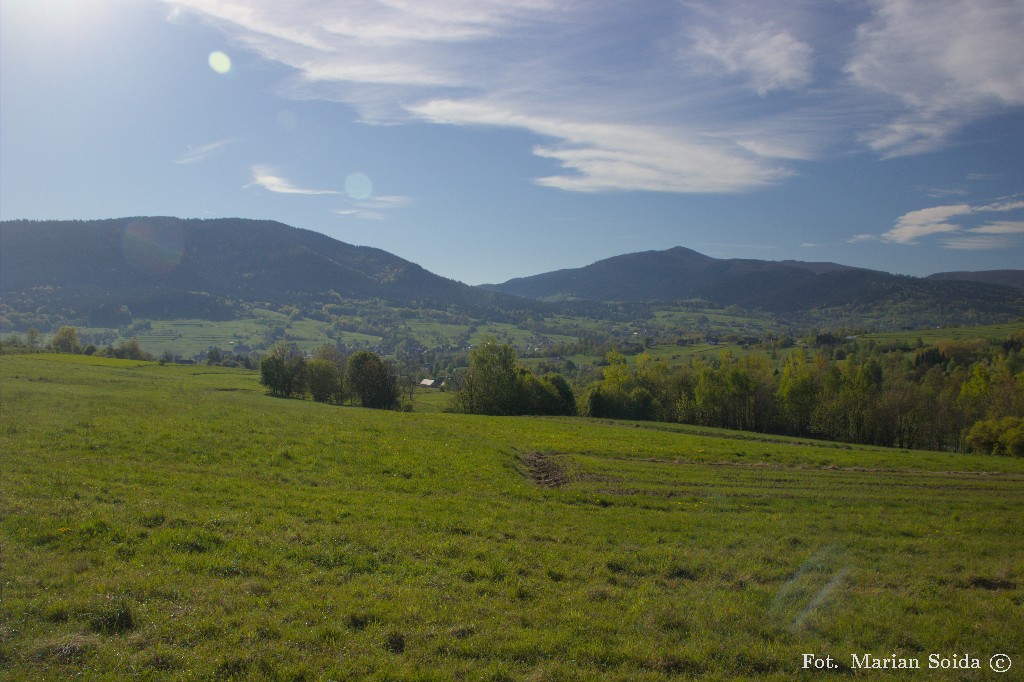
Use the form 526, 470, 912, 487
2, 353, 1022, 679
78, 317, 382, 357
858, 320, 1024, 345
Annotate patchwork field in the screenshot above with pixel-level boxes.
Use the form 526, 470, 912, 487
1, 354, 1022, 680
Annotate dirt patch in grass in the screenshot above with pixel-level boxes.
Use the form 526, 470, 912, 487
520, 452, 569, 488
965, 576, 1016, 590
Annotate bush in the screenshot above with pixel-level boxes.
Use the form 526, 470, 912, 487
967, 417, 1024, 457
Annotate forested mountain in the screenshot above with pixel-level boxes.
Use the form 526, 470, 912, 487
927, 270, 1024, 289
483, 246, 1024, 319
3, 219, 1022, 329
0, 217, 540, 323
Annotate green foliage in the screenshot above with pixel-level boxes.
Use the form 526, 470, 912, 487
346, 350, 399, 409
305, 344, 346, 404
50, 326, 80, 354
451, 340, 519, 415
967, 417, 1024, 456
108, 338, 150, 361
306, 358, 343, 404
259, 342, 307, 398
580, 351, 670, 421
2, 354, 1023, 679
452, 341, 576, 416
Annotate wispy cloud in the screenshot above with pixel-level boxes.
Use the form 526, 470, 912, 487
409, 99, 789, 192
174, 138, 234, 164
847, 233, 879, 244
334, 194, 412, 221
690, 17, 813, 96
847, 0, 1024, 157
869, 196, 1024, 249
942, 236, 1016, 251
247, 165, 339, 195
882, 205, 972, 244
166, 0, 1024, 191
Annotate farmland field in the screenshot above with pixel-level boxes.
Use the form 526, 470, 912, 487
1, 354, 1022, 680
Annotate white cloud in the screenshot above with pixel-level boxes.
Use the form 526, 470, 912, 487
969, 220, 1024, 235
975, 200, 1024, 213
882, 204, 972, 244
247, 165, 339, 195
165, 0, 1024, 192
174, 138, 234, 164
334, 194, 412, 221
871, 198, 1024, 248
847, 0, 1024, 156
942, 236, 1015, 251
411, 98, 788, 192
847, 233, 879, 244
690, 19, 813, 96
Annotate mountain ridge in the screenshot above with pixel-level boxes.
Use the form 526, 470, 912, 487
3, 218, 1022, 328
926, 270, 1024, 290
482, 245, 1024, 317
0, 217, 542, 323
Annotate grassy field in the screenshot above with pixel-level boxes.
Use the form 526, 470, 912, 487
77, 317, 383, 358
2, 354, 1022, 680
858, 321, 1024, 345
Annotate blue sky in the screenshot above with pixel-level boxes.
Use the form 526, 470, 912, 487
2, 0, 1022, 285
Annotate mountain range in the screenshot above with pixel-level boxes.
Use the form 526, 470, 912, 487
1, 217, 1022, 326
482, 246, 1024, 316
0, 217, 537, 323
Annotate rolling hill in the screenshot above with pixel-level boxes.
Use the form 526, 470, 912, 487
3, 219, 1022, 329
0, 217, 540, 323
483, 246, 1024, 320
926, 269, 1024, 289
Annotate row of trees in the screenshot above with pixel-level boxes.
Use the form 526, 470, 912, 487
450, 341, 576, 416
0, 325, 154, 360
259, 342, 401, 409
450, 338, 1024, 456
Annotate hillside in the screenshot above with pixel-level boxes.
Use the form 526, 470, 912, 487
0, 217, 541, 324
3, 353, 1022, 679
483, 246, 1024, 321
927, 269, 1024, 289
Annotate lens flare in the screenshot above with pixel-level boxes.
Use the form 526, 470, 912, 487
121, 221, 184, 276
345, 172, 373, 199
208, 51, 232, 74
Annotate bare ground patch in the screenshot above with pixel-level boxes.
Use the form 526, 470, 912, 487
520, 452, 570, 488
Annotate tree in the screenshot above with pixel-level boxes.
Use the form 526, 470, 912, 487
967, 417, 1024, 456
259, 342, 306, 398
346, 350, 399, 409
451, 340, 519, 415
113, 338, 149, 360
26, 328, 41, 349
307, 344, 346, 404
50, 326, 80, 354
306, 358, 344, 404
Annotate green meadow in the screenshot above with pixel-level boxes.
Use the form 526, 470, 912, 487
1, 354, 1022, 680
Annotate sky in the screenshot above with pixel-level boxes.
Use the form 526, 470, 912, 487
2, 0, 1023, 286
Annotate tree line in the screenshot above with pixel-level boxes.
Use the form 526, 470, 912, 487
259, 341, 401, 410
451, 337, 1024, 456
1, 325, 153, 360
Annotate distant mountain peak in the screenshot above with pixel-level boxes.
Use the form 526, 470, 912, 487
483, 245, 1024, 319
0, 217, 538, 323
